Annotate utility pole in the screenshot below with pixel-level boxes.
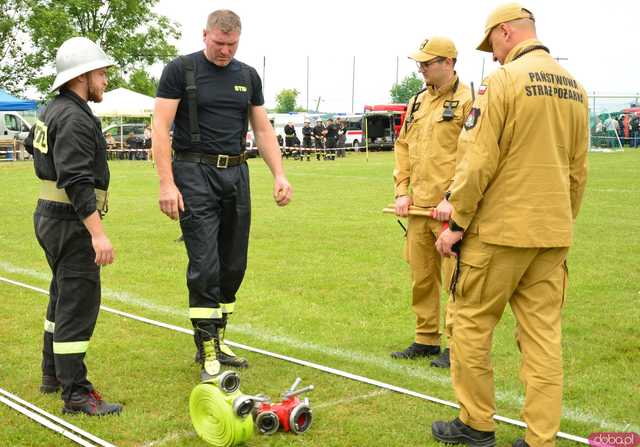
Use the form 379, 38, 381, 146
306, 56, 310, 112
315, 96, 322, 113
351, 56, 356, 114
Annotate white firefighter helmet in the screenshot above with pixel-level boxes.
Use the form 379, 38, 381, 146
50, 37, 115, 92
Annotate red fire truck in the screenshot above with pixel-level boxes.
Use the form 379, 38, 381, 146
360, 104, 407, 150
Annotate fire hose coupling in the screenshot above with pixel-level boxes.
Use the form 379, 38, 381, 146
254, 377, 314, 435
232, 394, 269, 419
204, 370, 241, 394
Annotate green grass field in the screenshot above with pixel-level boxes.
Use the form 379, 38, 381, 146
0, 151, 638, 446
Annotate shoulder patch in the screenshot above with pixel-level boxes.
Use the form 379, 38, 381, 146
478, 85, 487, 95
464, 108, 481, 130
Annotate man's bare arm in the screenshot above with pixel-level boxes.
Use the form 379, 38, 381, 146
152, 97, 184, 220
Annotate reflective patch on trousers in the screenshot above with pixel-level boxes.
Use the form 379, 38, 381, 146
53, 340, 89, 354
189, 307, 223, 319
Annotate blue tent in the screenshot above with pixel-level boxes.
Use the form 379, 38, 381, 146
0, 89, 37, 111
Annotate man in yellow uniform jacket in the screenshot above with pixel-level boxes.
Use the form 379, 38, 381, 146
392, 37, 472, 367
431, 4, 588, 447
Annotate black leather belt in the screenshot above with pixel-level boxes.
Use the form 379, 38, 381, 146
174, 151, 249, 168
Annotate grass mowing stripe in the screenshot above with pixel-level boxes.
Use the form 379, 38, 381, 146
1, 262, 635, 435
140, 430, 194, 447
314, 390, 390, 409
0, 275, 593, 445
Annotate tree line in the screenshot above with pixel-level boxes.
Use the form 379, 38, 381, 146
0, 0, 180, 98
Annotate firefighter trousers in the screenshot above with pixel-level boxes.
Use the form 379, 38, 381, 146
448, 232, 568, 447
173, 158, 251, 336
405, 215, 448, 345
34, 200, 100, 402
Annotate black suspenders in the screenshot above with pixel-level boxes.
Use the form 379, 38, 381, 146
180, 55, 201, 145
180, 55, 252, 149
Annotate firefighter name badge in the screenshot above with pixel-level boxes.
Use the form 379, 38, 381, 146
464, 108, 481, 130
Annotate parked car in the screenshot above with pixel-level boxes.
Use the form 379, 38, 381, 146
102, 123, 146, 143
1, 111, 31, 140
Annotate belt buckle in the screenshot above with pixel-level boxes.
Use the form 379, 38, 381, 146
216, 154, 229, 168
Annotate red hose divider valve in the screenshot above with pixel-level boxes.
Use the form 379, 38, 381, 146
253, 378, 314, 435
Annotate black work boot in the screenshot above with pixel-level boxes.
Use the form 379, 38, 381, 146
391, 342, 440, 359
194, 326, 223, 382
194, 320, 248, 368
40, 375, 60, 394
62, 390, 123, 416
512, 439, 530, 447
216, 316, 248, 368
430, 348, 451, 368
432, 418, 496, 447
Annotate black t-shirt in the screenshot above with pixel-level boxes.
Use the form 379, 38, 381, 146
326, 124, 339, 139
156, 51, 264, 155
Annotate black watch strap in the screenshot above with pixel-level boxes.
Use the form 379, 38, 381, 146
449, 219, 465, 232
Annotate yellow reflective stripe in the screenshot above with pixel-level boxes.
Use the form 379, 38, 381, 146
53, 341, 89, 354
220, 303, 235, 314
189, 307, 223, 319
44, 320, 55, 333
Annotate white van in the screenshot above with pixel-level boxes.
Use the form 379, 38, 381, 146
0, 111, 31, 140
267, 113, 310, 145
342, 114, 364, 150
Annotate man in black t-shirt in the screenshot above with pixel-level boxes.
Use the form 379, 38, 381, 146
153, 9, 292, 382
325, 118, 338, 160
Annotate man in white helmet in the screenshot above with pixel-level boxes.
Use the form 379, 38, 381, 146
25, 36, 123, 416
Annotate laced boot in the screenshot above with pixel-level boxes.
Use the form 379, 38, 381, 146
62, 390, 123, 416
431, 418, 496, 447
216, 316, 248, 368
391, 342, 440, 359
194, 327, 223, 382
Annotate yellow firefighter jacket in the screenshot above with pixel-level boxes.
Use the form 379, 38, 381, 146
450, 39, 589, 247
394, 74, 473, 207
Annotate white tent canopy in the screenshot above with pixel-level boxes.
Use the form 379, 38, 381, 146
90, 87, 155, 117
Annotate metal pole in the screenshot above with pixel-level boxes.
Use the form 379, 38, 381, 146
306, 56, 310, 112
481, 58, 485, 82
364, 115, 369, 163
351, 56, 356, 114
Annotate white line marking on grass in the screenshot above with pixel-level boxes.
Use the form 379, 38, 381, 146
1, 264, 637, 434
589, 188, 639, 193
139, 430, 194, 447
314, 390, 390, 410
0, 261, 184, 317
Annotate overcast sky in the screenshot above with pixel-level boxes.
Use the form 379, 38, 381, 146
153, 0, 639, 113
